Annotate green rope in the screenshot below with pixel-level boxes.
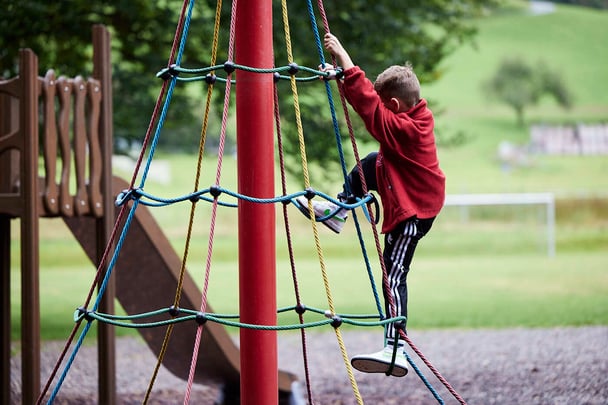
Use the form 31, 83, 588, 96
157, 62, 342, 83
73, 305, 406, 331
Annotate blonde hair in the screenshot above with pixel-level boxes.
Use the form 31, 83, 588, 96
374, 62, 420, 109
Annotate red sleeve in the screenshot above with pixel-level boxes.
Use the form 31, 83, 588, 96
341, 66, 434, 149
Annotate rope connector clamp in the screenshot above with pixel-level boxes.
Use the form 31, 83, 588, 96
223, 61, 235, 74
195, 312, 208, 325
304, 188, 316, 200
287, 63, 299, 75
205, 73, 217, 84
157, 64, 179, 80
209, 186, 222, 198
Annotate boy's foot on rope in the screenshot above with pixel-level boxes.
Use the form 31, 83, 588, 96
351, 346, 408, 377
294, 196, 348, 233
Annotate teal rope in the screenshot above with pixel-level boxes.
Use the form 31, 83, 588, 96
116, 186, 375, 221
157, 62, 340, 83
304, 0, 387, 329
46, 1, 197, 403
405, 350, 446, 404
73, 305, 406, 331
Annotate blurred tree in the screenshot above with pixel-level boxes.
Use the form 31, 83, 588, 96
0, 0, 216, 153
483, 57, 573, 126
1, 0, 497, 177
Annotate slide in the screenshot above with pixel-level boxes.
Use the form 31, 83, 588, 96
63, 176, 297, 398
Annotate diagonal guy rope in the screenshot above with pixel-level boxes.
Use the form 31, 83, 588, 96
142, 0, 224, 402
182, 0, 237, 402
37, 1, 193, 403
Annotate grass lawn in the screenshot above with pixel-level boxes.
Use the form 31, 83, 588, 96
9, 1, 608, 341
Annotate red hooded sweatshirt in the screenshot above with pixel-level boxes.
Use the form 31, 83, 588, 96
341, 66, 446, 233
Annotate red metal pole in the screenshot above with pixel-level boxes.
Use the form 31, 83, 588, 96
235, 1, 277, 405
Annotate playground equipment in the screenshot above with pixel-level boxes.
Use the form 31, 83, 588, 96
0, 24, 296, 404
3, 1, 472, 404
0, 25, 115, 404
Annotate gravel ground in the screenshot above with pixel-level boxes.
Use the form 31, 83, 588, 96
11, 326, 608, 404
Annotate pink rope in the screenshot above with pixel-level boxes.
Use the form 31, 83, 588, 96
35, 3, 192, 403
182, 1, 238, 403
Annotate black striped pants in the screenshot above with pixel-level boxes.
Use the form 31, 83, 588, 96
342, 152, 435, 340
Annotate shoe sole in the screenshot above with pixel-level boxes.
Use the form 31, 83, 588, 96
295, 199, 342, 234
351, 357, 408, 377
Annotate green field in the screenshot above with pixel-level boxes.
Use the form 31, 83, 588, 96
9, 1, 608, 340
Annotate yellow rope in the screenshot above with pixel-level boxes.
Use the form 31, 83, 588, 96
143, 1, 223, 402
280, 1, 363, 403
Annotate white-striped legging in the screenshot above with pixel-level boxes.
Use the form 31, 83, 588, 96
339, 151, 435, 342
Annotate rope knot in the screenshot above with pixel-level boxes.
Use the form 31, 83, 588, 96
156, 64, 180, 80
303, 188, 316, 200
115, 188, 143, 206
223, 61, 235, 74
209, 186, 222, 198
287, 63, 299, 75
195, 312, 208, 325
75, 307, 94, 322
168, 306, 180, 317
295, 304, 307, 314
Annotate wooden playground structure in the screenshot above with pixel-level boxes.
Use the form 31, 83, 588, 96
0, 24, 116, 405
0, 24, 296, 404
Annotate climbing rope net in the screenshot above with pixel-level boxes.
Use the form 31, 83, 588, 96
38, 0, 467, 404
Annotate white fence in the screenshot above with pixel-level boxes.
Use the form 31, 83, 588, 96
444, 193, 556, 257
530, 124, 608, 155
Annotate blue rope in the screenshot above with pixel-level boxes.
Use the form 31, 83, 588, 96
305, 0, 386, 331
302, 3, 448, 404
47, 321, 93, 403
46, 1, 196, 402
405, 351, 445, 404
304, 0, 350, 184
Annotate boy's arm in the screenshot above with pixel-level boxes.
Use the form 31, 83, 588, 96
324, 33, 354, 70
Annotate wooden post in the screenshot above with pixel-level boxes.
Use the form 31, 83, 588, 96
92, 25, 116, 405
20, 48, 41, 405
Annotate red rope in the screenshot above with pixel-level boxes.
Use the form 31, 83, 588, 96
35, 2, 192, 402
315, 2, 467, 404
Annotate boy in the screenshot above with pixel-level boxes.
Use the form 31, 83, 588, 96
296, 33, 445, 377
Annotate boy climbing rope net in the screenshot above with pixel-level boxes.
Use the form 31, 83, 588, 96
296, 32, 446, 377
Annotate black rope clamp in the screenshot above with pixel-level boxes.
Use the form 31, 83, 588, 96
295, 304, 307, 315
205, 73, 217, 84
168, 306, 180, 317
330, 316, 343, 328
76, 307, 94, 322
394, 319, 407, 332
157, 64, 179, 80
195, 312, 208, 325
287, 63, 299, 75
223, 61, 235, 74
115, 188, 143, 206
273, 72, 281, 83
303, 188, 316, 200
209, 186, 222, 198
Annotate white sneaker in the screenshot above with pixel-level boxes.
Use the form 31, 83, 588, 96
295, 196, 348, 233
351, 346, 408, 377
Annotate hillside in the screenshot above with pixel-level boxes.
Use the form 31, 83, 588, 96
422, 1, 608, 195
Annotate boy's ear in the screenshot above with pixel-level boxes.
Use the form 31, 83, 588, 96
390, 97, 401, 112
